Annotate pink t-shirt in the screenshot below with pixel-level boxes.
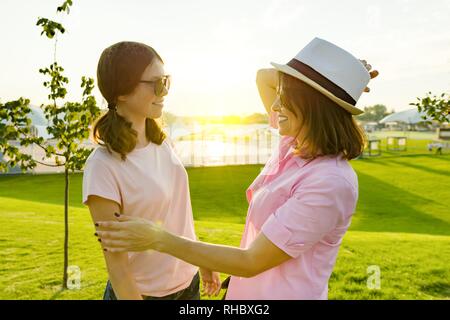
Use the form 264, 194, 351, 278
82, 138, 198, 297
226, 135, 358, 300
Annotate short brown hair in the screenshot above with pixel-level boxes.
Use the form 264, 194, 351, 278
94, 41, 166, 160
279, 72, 366, 160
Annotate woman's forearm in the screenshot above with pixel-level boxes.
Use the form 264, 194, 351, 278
156, 230, 256, 278
256, 68, 278, 114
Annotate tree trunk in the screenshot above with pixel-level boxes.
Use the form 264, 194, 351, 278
62, 168, 69, 289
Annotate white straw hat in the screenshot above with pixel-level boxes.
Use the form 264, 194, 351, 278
270, 37, 370, 115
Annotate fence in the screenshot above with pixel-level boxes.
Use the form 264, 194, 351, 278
173, 128, 280, 167
1, 126, 281, 174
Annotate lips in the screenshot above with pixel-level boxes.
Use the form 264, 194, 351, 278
152, 102, 164, 107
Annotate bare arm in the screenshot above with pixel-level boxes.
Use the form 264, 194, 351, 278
256, 68, 279, 115
96, 215, 292, 278
87, 196, 142, 300
158, 230, 291, 278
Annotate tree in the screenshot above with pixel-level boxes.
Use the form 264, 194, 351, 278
0, 0, 101, 289
355, 104, 391, 122
410, 92, 450, 123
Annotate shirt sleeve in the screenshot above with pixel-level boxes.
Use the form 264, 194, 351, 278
261, 174, 356, 258
82, 156, 121, 207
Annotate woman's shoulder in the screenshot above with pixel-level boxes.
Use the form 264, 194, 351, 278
305, 155, 358, 191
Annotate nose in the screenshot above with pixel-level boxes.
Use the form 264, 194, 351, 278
271, 97, 281, 112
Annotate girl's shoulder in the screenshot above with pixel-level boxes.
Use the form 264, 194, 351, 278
162, 135, 175, 149
85, 145, 117, 166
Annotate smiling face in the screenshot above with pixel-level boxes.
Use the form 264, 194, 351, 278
272, 72, 366, 160
271, 95, 303, 138
117, 59, 167, 120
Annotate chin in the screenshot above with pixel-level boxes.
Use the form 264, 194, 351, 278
277, 125, 289, 136
147, 110, 163, 119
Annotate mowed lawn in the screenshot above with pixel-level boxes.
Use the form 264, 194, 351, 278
0, 152, 449, 300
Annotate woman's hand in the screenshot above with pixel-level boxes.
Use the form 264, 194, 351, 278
359, 59, 379, 92
95, 213, 163, 253
199, 267, 222, 297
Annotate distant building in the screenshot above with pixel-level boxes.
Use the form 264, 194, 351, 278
379, 108, 437, 131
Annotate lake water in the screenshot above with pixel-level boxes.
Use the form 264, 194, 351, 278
167, 123, 281, 167
2, 124, 281, 173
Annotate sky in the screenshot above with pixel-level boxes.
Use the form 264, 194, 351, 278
1, 0, 449, 116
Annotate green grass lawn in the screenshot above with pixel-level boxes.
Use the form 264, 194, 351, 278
0, 151, 449, 300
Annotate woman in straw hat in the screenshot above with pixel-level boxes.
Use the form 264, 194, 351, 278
94, 38, 379, 299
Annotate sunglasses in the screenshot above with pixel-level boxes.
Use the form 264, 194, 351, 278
276, 84, 296, 114
139, 75, 171, 97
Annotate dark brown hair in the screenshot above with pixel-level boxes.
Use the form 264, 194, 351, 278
279, 72, 366, 160
94, 41, 166, 160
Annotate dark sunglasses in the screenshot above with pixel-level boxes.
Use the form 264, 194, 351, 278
139, 75, 171, 97
276, 83, 296, 113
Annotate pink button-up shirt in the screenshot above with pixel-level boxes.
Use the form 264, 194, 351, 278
226, 135, 358, 300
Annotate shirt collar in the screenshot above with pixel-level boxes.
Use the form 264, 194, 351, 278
291, 149, 310, 168
279, 136, 322, 168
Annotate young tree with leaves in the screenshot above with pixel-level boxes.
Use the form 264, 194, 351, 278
0, 0, 101, 288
